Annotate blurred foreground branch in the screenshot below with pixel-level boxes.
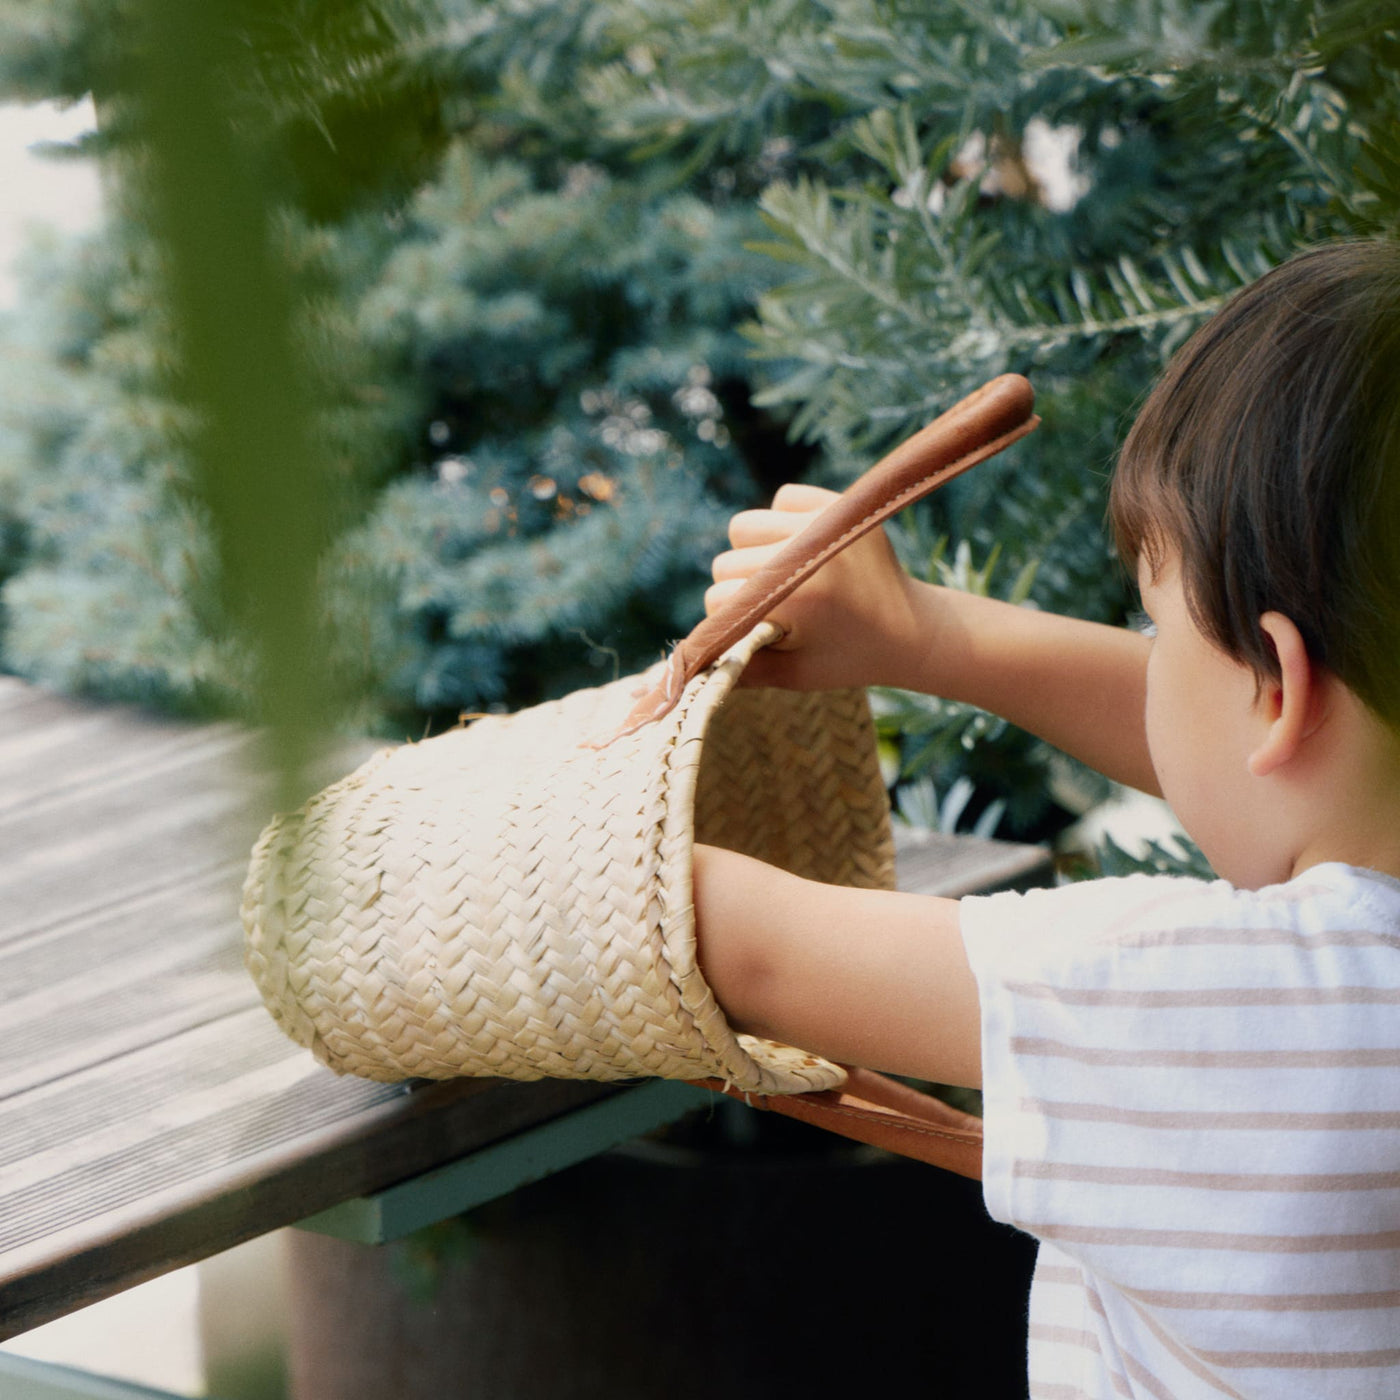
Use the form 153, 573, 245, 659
113, 0, 445, 805
125, 0, 331, 806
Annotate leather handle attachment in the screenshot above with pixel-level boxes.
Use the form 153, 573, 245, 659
689, 1067, 985, 1180
607, 373, 1038, 742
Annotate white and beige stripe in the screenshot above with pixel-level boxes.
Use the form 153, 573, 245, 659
962, 864, 1400, 1398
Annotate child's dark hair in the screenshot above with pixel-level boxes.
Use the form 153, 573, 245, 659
1110, 239, 1400, 726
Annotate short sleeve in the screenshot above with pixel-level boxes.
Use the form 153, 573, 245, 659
959, 873, 1210, 1231
959, 865, 1400, 1396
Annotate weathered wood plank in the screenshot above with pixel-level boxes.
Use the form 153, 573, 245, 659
0, 733, 262, 953
1, 863, 245, 1006
0, 678, 81, 718
0, 704, 238, 804
0, 948, 248, 1103
0, 729, 256, 847
0, 1002, 616, 1338
0, 695, 376, 949
894, 824, 1054, 898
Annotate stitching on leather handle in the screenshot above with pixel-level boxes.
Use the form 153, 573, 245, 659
687, 419, 1036, 676
592, 394, 1035, 748
702, 465, 967, 647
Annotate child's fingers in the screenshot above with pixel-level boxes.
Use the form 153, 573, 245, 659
728, 506, 822, 549
708, 546, 801, 646
710, 484, 838, 631
727, 483, 837, 548
703, 577, 749, 616
771, 482, 839, 512
711, 543, 779, 584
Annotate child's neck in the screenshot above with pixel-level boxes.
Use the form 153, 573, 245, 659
1282, 693, 1400, 884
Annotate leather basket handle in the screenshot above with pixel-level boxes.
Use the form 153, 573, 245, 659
608, 373, 1038, 740
689, 1067, 985, 1179
669, 375, 1039, 1175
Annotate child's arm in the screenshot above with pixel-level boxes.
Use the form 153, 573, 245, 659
899, 584, 1158, 796
710, 484, 1159, 796
692, 843, 982, 1088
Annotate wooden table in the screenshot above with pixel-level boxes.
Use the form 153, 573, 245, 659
0, 677, 1051, 1392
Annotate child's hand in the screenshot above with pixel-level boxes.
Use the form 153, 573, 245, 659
706, 482, 921, 691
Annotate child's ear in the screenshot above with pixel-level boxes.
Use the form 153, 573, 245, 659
1248, 612, 1326, 778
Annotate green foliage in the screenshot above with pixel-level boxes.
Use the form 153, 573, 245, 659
581, 0, 1400, 841
339, 141, 796, 725
0, 231, 234, 709
0, 0, 451, 215
0, 0, 451, 799
0, 0, 99, 104
1, 0, 1397, 836
873, 533, 1107, 842
0, 0, 813, 750
1082, 830, 1215, 883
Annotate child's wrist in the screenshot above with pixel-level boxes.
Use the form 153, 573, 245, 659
873, 576, 950, 692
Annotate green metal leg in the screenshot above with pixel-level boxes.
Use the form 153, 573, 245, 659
295, 1079, 719, 1245
0, 1354, 200, 1400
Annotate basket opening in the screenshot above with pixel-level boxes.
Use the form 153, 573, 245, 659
689, 687, 895, 891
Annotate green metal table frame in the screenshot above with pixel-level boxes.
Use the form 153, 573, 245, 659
296, 1078, 717, 1245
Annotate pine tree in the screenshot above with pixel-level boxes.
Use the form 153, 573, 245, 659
0, 0, 454, 797
335, 142, 795, 724
0, 0, 814, 737
582, 0, 1400, 838
0, 0, 447, 753
1, 0, 1396, 839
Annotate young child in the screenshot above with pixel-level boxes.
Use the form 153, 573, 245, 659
691, 240, 1400, 1398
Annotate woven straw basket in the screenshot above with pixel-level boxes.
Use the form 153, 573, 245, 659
242, 376, 1037, 1161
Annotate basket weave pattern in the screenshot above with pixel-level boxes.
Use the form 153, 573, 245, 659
242, 621, 894, 1096
245, 376, 1035, 1124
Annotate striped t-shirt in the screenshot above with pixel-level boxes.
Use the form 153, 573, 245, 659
960, 862, 1400, 1399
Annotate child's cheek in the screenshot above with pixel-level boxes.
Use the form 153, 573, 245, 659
1142, 645, 1172, 791
1143, 641, 1202, 835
